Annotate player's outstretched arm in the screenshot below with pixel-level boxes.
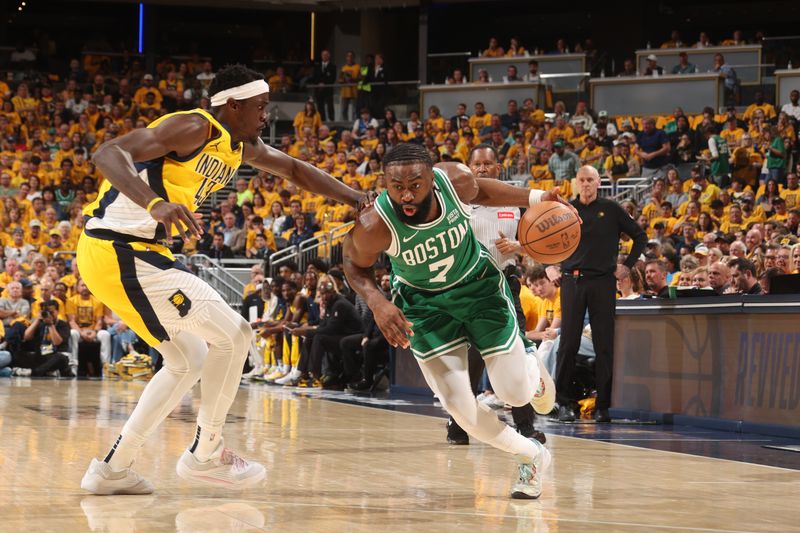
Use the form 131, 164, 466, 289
435, 161, 580, 220
342, 209, 413, 348
93, 114, 207, 240
243, 138, 370, 208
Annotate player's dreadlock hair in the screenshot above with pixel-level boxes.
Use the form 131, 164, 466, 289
381, 142, 433, 168
468, 143, 498, 163
208, 64, 265, 99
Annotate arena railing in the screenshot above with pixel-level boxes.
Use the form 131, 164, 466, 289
266, 222, 356, 277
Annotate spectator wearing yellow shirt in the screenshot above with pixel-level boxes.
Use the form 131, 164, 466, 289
525, 266, 561, 342
133, 74, 163, 109
781, 173, 800, 209
11, 83, 37, 114
339, 51, 360, 121
730, 134, 762, 187
360, 125, 379, 154
482, 37, 505, 57
39, 229, 65, 261
720, 117, 744, 148
603, 141, 628, 194
579, 136, 605, 170
650, 201, 679, 234
547, 116, 575, 144
67, 278, 111, 367
26, 219, 47, 248
743, 91, 777, 122
292, 100, 322, 140
468, 102, 492, 132
661, 30, 685, 49
505, 37, 527, 57
519, 282, 541, 332
720, 204, 747, 234
56, 221, 75, 251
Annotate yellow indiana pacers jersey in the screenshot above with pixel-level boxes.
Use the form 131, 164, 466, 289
83, 108, 243, 242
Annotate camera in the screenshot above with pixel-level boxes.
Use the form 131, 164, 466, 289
40, 300, 58, 319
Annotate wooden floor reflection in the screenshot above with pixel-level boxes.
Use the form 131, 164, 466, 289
1, 379, 798, 532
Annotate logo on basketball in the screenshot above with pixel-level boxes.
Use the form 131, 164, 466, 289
518, 201, 581, 263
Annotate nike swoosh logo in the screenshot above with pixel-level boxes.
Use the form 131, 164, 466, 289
402, 231, 419, 243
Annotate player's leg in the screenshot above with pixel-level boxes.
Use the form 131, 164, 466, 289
81, 331, 208, 495
418, 346, 550, 499
175, 300, 265, 487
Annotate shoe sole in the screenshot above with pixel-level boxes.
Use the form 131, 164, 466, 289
176, 461, 266, 489
80, 475, 154, 495
531, 354, 556, 415
511, 490, 540, 500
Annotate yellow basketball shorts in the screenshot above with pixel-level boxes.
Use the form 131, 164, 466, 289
77, 232, 224, 346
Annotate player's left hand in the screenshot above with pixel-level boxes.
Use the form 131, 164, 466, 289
542, 187, 582, 224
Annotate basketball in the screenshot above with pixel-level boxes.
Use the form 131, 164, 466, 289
518, 201, 581, 263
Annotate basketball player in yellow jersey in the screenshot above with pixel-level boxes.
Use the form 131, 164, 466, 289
80, 65, 370, 495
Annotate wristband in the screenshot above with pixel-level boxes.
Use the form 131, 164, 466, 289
528, 189, 544, 207
146, 197, 165, 213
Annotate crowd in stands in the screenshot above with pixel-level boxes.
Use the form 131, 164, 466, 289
1, 28, 799, 383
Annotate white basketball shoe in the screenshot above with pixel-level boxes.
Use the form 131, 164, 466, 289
176, 443, 265, 489
511, 438, 551, 499
80, 458, 155, 495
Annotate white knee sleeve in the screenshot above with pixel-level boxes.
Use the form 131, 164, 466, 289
485, 337, 538, 407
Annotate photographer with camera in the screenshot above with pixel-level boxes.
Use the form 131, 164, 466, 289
12, 300, 74, 378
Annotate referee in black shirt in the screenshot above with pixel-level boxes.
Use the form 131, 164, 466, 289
556, 166, 647, 422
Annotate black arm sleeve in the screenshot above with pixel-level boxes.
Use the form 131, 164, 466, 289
617, 204, 648, 269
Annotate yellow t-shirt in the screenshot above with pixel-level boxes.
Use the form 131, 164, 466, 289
535, 288, 562, 326
340, 64, 360, 99
468, 113, 493, 131
519, 285, 541, 332
66, 294, 104, 328
780, 187, 800, 209
743, 103, 777, 122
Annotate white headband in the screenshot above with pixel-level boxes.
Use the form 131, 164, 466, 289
210, 80, 269, 107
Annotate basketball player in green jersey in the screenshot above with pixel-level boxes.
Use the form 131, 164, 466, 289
343, 144, 576, 499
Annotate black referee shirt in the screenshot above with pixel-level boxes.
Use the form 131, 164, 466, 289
561, 196, 647, 277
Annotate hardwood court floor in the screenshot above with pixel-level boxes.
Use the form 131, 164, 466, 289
1, 379, 799, 532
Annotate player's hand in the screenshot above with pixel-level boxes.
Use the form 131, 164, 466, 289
356, 190, 378, 211
541, 187, 582, 224
372, 299, 413, 349
149, 200, 203, 243
495, 231, 523, 255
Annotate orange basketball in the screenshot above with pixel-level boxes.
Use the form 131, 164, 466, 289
518, 201, 581, 264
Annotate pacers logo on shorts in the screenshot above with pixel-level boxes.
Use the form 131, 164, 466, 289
169, 290, 192, 317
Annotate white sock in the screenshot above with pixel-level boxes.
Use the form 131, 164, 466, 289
104, 429, 147, 471
190, 425, 223, 461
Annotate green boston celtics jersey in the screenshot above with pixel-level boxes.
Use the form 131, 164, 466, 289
711, 134, 730, 177
374, 167, 482, 291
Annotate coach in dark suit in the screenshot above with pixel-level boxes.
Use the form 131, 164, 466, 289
555, 166, 647, 423
370, 53, 388, 119
313, 49, 337, 122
